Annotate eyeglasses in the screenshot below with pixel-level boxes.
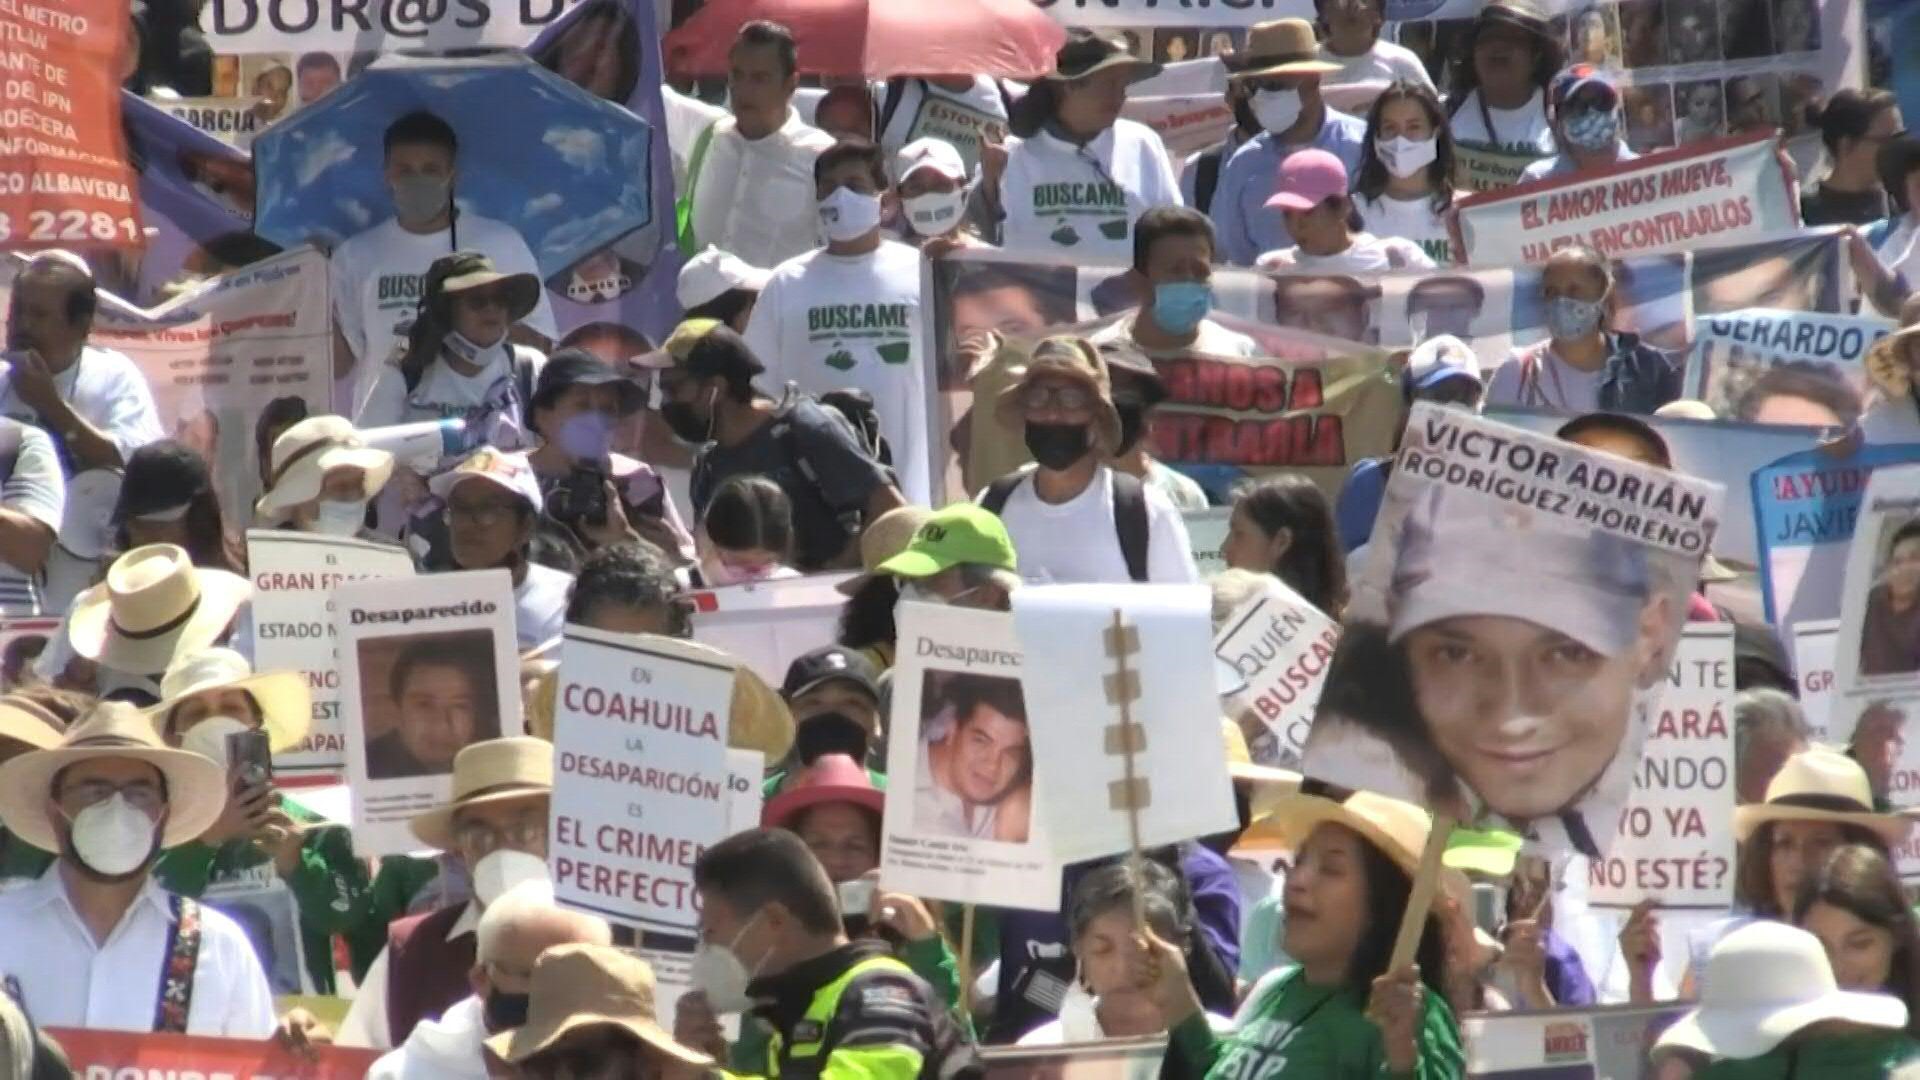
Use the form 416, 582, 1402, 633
58, 778, 164, 814
1017, 383, 1093, 412
447, 500, 520, 526
454, 815, 547, 858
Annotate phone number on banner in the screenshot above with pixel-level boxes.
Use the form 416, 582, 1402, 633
0, 209, 142, 245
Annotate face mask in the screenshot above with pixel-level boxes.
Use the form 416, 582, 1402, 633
555, 410, 616, 461
690, 912, 765, 1014
1057, 977, 1102, 1042
67, 793, 158, 877
658, 401, 709, 445
483, 990, 531, 1033
1112, 396, 1149, 455
818, 186, 883, 243
1151, 281, 1212, 336
313, 497, 369, 537
1376, 135, 1439, 179
1562, 108, 1621, 152
903, 190, 966, 236
181, 715, 252, 770
473, 848, 550, 907
392, 175, 451, 226
794, 712, 871, 765
1251, 88, 1302, 133
444, 328, 500, 360
702, 553, 780, 587
1545, 295, 1606, 341
1024, 422, 1091, 471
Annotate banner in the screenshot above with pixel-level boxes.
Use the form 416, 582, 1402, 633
1749, 442, 1920, 627
1588, 624, 1735, 910
688, 573, 857, 689
154, 96, 266, 148
881, 603, 1057, 910
0, 0, 144, 251
199, 0, 587, 54
1121, 94, 1233, 160
1214, 583, 1340, 770
1687, 307, 1890, 428
1793, 618, 1839, 741
45, 1028, 378, 1077
1462, 1004, 1689, 1080
1453, 133, 1798, 267
247, 530, 417, 776
337, 569, 522, 855
1302, 405, 1722, 855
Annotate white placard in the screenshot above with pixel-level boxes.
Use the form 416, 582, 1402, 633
1792, 618, 1839, 742
726, 748, 764, 832
1831, 463, 1920, 815
1013, 584, 1237, 864
1214, 585, 1341, 770
338, 569, 521, 856
688, 573, 856, 688
548, 626, 734, 934
248, 530, 416, 775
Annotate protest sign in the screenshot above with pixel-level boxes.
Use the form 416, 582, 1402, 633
338, 569, 521, 856
1831, 465, 1920, 773
1588, 624, 1735, 910
0, 0, 144, 251
1121, 94, 1232, 160
247, 530, 417, 776
1303, 405, 1722, 856
0, 615, 57, 690
1461, 1003, 1689, 1080
1793, 618, 1839, 741
1687, 308, 1888, 429
1013, 585, 1236, 863
688, 573, 858, 688
1749, 442, 1920, 626
1453, 133, 1797, 267
1184, 507, 1230, 577
548, 626, 733, 933
1452, 142, 1548, 195
1214, 582, 1340, 769
727, 748, 764, 830
111, 94, 267, 308
45, 1028, 378, 1077
155, 96, 266, 148
881, 602, 1057, 910
980, 1039, 1168, 1080
199, 0, 584, 54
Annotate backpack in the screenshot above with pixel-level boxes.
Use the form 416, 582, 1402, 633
819, 388, 893, 467
981, 468, 1150, 583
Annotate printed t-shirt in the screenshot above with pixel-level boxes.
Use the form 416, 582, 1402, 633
354, 343, 545, 455
998, 119, 1182, 263
1447, 88, 1556, 155
1485, 345, 1606, 413
1173, 966, 1464, 1080
1356, 193, 1454, 265
879, 77, 1009, 175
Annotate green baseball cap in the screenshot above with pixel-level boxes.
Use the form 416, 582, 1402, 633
1442, 826, 1524, 878
877, 503, 1017, 579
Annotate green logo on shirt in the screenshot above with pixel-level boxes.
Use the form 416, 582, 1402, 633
808, 303, 911, 332
876, 342, 910, 364
1033, 181, 1125, 211
826, 348, 856, 371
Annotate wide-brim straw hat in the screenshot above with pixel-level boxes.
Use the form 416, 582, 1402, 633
1220, 719, 1301, 824
0, 701, 225, 852
1239, 790, 1431, 874
149, 647, 311, 754
1227, 19, 1342, 81
67, 545, 251, 677
410, 736, 554, 851
1865, 323, 1920, 399
255, 415, 396, 518
484, 944, 712, 1067
0, 696, 66, 756
993, 336, 1124, 455
1732, 745, 1912, 847
835, 505, 935, 598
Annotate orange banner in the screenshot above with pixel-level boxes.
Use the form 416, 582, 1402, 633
0, 0, 143, 250
45, 1027, 379, 1077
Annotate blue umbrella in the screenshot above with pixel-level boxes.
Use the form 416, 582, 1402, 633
251, 51, 654, 278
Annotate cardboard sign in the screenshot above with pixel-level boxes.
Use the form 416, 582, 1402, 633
1793, 618, 1839, 742
45, 1028, 378, 1077
1302, 405, 1722, 855
881, 603, 1057, 910
1451, 142, 1549, 194
548, 627, 734, 933
1454, 133, 1797, 266
247, 530, 416, 776
1013, 584, 1237, 863
688, 573, 857, 689
337, 569, 522, 855
1750, 442, 1920, 627
1121, 94, 1233, 159
1461, 1003, 1689, 1080
0, 0, 144, 250
1214, 584, 1341, 769
1588, 624, 1736, 910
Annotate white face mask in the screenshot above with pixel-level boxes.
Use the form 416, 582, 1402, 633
68, 793, 158, 876
1375, 135, 1438, 179
903, 190, 966, 236
472, 848, 550, 907
818, 186, 883, 243
1251, 88, 1303, 133
181, 715, 252, 770
1057, 978, 1103, 1042
691, 912, 766, 1014
312, 497, 369, 537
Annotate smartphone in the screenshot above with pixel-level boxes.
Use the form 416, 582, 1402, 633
226, 729, 272, 790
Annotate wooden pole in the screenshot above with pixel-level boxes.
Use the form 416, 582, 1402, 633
956, 903, 977, 1015
1111, 609, 1148, 933
1388, 813, 1455, 972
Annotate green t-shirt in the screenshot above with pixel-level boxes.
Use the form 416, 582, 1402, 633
1173, 966, 1464, 1080
1692, 1030, 1920, 1080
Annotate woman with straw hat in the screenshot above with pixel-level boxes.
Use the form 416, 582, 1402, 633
254, 414, 398, 540
1142, 790, 1465, 1078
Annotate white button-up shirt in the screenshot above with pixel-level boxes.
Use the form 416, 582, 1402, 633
0, 869, 276, 1036
685, 108, 837, 270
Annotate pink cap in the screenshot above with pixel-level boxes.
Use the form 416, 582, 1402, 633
1264, 148, 1350, 212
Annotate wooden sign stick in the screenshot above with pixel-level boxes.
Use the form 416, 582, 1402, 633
1388, 812, 1455, 972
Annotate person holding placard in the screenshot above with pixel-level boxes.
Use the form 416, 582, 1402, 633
254, 415, 397, 540
1335, 337, 1485, 555
1145, 790, 1465, 1079
1794, 843, 1920, 1031
426, 448, 571, 651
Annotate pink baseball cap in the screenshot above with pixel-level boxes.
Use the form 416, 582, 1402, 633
1264, 149, 1350, 212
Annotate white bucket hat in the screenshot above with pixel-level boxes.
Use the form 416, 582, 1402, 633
255, 415, 396, 519
149, 647, 312, 754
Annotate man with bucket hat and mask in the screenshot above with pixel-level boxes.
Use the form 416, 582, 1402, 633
0, 701, 275, 1034
978, 335, 1199, 585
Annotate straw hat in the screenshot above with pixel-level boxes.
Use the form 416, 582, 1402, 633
763, 753, 885, 830
255, 415, 396, 519
1227, 19, 1342, 81
410, 737, 554, 851
835, 505, 934, 597
1239, 790, 1432, 874
67, 545, 252, 677
149, 647, 311, 754
1733, 746, 1912, 847
483, 944, 712, 1067
993, 336, 1124, 455
1865, 324, 1920, 399
0, 696, 66, 757
1220, 719, 1301, 823
1655, 921, 1908, 1060
0, 701, 226, 852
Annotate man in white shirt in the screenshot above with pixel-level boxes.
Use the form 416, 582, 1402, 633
0, 701, 275, 1036
914, 676, 1032, 843
330, 110, 556, 412
978, 336, 1198, 585
744, 137, 931, 503
680, 21, 837, 269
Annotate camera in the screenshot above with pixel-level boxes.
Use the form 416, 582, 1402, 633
545, 462, 609, 528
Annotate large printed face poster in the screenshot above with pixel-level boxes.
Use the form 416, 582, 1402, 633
1686, 308, 1891, 430
1749, 442, 1920, 626
338, 569, 522, 855
1302, 405, 1722, 855
1831, 464, 1920, 816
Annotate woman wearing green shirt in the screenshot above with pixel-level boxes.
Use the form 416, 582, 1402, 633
1141, 790, 1465, 1080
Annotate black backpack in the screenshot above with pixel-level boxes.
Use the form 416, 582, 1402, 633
981, 468, 1150, 583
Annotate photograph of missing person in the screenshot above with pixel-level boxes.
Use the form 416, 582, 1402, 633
1719, 0, 1776, 60
1270, 274, 1380, 345
1664, 0, 1722, 63
1404, 275, 1489, 343
1848, 700, 1907, 803
1202, 29, 1243, 59
1857, 520, 1920, 678
1720, 358, 1862, 430
1674, 78, 1725, 144
1725, 74, 1780, 134
1772, 0, 1819, 52
1562, 4, 1623, 67
1618, 0, 1667, 68
360, 628, 503, 780
1624, 85, 1676, 152
1154, 30, 1198, 64
913, 671, 1032, 844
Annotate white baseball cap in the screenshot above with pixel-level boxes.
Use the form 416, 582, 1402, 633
893, 138, 969, 185
676, 246, 772, 310
1403, 335, 1482, 393
428, 447, 544, 514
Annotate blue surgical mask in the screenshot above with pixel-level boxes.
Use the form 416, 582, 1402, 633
1151, 281, 1212, 335
1546, 295, 1606, 340
1562, 108, 1620, 152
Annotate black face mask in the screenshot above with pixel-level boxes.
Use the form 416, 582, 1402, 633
794, 712, 871, 765
658, 399, 710, 444
1024, 422, 1091, 470
1112, 395, 1149, 455
484, 990, 531, 1033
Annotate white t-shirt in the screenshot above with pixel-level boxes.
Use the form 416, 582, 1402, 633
981, 465, 1198, 585
878, 77, 1009, 176
1447, 88, 1557, 156
329, 214, 556, 410
1318, 40, 1437, 94
999, 119, 1182, 263
1485, 344, 1605, 413
743, 240, 931, 503
1356, 193, 1455, 265
1255, 231, 1437, 273
685, 108, 838, 271
355, 343, 546, 458
0, 345, 165, 466
515, 561, 571, 650
1088, 313, 1260, 361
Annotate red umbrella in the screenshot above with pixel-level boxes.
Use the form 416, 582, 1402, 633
664, 0, 1066, 80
